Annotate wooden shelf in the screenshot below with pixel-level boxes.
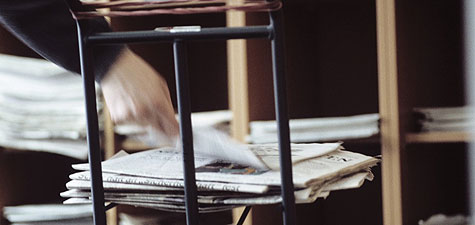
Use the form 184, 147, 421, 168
406, 131, 474, 144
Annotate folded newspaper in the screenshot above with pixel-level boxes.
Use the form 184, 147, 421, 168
3, 204, 93, 225
414, 106, 475, 132
0, 54, 102, 159
62, 142, 379, 213
249, 113, 380, 143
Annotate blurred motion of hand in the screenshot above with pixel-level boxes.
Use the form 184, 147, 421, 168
100, 48, 179, 146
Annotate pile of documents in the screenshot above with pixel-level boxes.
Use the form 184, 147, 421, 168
62, 141, 379, 213
116, 110, 232, 149
0, 54, 101, 159
249, 113, 380, 144
3, 204, 93, 225
419, 214, 470, 225
414, 106, 475, 132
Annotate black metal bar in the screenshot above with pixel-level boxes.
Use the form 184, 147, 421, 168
173, 40, 199, 225
236, 206, 252, 225
76, 20, 107, 225
269, 10, 296, 225
105, 203, 117, 211
87, 26, 272, 45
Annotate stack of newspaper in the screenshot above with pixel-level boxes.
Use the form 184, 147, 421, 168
116, 110, 232, 149
249, 113, 380, 144
3, 204, 93, 225
414, 106, 475, 132
0, 54, 101, 159
62, 140, 379, 213
419, 214, 470, 225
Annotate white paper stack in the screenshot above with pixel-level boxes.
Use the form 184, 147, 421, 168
418, 214, 470, 225
248, 113, 380, 144
62, 142, 379, 213
3, 204, 93, 225
0, 54, 102, 159
413, 106, 475, 132
115, 110, 232, 149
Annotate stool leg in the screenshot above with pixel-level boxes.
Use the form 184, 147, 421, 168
173, 40, 199, 225
269, 9, 297, 225
76, 20, 107, 225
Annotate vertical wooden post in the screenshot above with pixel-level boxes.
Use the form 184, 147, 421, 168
103, 105, 118, 225
227, 7, 253, 225
376, 0, 403, 224
227, 8, 249, 143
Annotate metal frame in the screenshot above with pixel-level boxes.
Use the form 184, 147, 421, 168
75, 9, 295, 225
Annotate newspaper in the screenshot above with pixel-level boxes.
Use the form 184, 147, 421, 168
190, 127, 268, 169
64, 143, 378, 212
66, 179, 183, 192
414, 106, 475, 121
322, 171, 373, 192
251, 113, 379, 131
418, 214, 470, 225
420, 119, 475, 131
69, 171, 270, 193
115, 110, 232, 151
73, 142, 343, 173
0, 54, 102, 159
72, 144, 376, 188
0, 138, 88, 159
414, 106, 475, 132
62, 171, 372, 210
3, 204, 93, 225
249, 113, 380, 143
64, 197, 238, 213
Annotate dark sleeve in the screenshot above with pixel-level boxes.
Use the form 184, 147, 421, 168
0, 0, 123, 82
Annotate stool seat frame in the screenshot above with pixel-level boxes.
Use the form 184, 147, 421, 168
72, 6, 295, 225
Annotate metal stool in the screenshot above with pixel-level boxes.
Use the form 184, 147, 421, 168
66, 1, 295, 224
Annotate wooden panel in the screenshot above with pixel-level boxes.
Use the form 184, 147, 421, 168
103, 105, 118, 225
229, 2, 381, 225
227, 10, 250, 143
245, 2, 379, 122
0, 150, 79, 208
395, 0, 464, 133
404, 143, 469, 224
103, 105, 117, 160
376, 0, 403, 225
395, 1, 465, 224
282, 2, 378, 118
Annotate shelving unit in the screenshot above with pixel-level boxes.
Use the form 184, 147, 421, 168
226, 0, 468, 224
227, 1, 382, 225
0, 27, 87, 225
100, 1, 385, 224
377, 0, 468, 224
0, 0, 469, 224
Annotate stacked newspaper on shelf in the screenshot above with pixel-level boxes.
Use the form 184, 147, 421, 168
62, 141, 379, 213
116, 110, 232, 149
0, 54, 101, 159
418, 214, 471, 225
3, 204, 93, 225
249, 113, 380, 144
414, 106, 475, 132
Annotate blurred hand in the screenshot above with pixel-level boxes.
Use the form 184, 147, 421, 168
101, 48, 179, 145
